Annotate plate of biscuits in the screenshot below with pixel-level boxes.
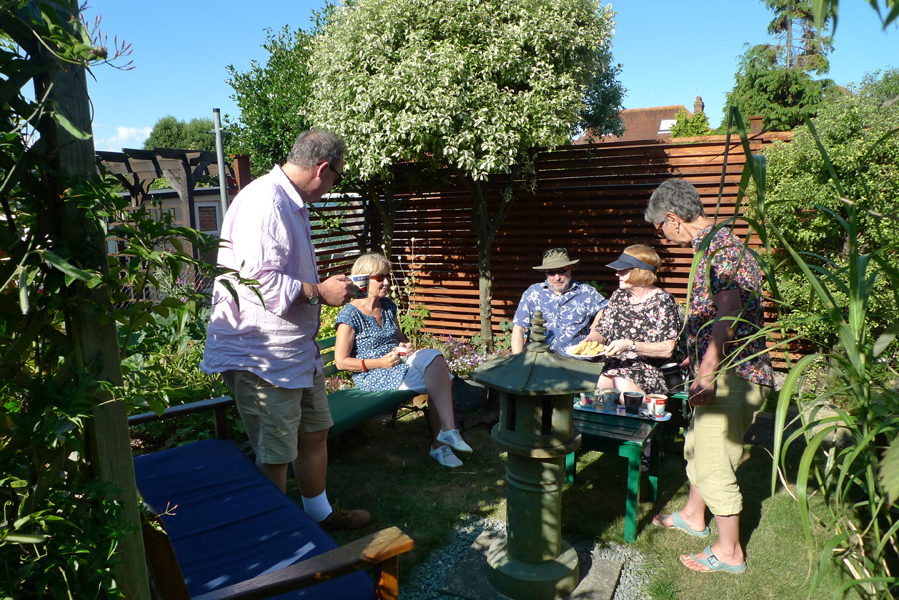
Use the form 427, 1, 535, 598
562, 340, 606, 361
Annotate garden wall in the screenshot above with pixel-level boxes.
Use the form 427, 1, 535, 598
388, 133, 789, 331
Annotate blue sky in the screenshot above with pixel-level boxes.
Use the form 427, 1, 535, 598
85, 0, 896, 152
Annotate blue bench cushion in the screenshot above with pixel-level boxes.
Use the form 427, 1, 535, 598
134, 439, 373, 600
328, 388, 417, 438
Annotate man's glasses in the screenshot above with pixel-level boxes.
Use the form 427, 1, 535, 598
370, 273, 389, 282
328, 163, 343, 184
544, 267, 570, 277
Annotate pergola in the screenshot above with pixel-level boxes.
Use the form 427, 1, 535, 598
96, 147, 233, 258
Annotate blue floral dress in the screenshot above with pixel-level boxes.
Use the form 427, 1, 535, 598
336, 298, 410, 391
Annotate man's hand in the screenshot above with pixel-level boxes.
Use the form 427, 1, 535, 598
583, 330, 606, 344
319, 274, 360, 306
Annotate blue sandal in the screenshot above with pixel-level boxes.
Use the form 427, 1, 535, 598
683, 546, 747, 574
652, 510, 711, 538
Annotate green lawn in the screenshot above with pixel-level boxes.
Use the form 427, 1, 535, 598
291, 406, 862, 600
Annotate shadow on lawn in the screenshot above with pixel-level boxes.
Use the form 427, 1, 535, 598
559, 424, 813, 548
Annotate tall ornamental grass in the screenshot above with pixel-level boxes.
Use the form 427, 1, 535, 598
713, 105, 899, 597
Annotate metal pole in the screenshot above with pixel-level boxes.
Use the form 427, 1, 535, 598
213, 108, 229, 217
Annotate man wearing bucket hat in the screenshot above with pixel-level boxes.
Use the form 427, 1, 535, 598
511, 248, 608, 354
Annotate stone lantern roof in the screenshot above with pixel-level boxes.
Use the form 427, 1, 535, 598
469, 312, 604, 395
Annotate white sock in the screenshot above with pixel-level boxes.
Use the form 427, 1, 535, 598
302, 490, 332, 522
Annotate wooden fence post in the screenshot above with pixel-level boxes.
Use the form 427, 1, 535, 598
47, 4, 150, 598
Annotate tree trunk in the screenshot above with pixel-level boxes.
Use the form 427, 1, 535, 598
467, 178, 492, 344
477, 235, 494, 342
377, 179, 397, 261
786, 6, 793, 69
360, 178, 398, 261
43, 5, 150, 598
460, 168, 522, 347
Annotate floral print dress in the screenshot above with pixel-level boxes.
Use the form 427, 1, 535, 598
687, 225, 774, 387
594, 288, 681, 394
335, 298, 410, 391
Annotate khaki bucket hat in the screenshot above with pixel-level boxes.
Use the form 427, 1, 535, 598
533, 248, 579, 270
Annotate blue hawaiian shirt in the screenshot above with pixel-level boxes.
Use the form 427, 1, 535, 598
336, 298, 410, 391
513, 281, 608, 353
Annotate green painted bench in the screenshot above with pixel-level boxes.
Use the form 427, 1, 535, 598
130, 336, 418, 442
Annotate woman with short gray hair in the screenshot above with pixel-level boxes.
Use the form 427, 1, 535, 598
646, 179, 773, 575
644, 178, 705, 225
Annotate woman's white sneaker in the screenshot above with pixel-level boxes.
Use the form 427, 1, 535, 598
430, 445, 463, 468
437, 429, 473, 453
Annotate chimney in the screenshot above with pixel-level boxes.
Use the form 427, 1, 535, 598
749, 115, 763, 134
693, 96, 704, 115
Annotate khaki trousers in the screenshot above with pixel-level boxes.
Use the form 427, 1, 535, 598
684, 369, 771, 515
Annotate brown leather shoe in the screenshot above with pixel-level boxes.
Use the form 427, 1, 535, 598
318, 505, 371, 531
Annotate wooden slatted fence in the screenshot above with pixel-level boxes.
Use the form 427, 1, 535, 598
378, 132, 802, 367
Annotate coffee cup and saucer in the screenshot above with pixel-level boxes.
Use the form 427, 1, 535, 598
642, 393, 670, 420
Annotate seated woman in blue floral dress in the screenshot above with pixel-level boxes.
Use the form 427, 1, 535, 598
586, 245, 681, 399
335, 253, 473, 468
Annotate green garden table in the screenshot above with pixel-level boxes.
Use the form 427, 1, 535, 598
565, 405, 663, 543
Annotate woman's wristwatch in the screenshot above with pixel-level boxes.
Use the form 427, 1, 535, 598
630, 340, 637, 352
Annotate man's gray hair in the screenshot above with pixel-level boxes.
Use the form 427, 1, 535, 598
286, 130, 345, 169
644, 179, 706, 225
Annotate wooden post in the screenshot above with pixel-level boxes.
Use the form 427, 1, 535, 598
46, 4, 150, 598
230, 153, 253, 192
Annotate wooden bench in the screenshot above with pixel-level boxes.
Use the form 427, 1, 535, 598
130, 399, 414, 600
316, 336, 418, 438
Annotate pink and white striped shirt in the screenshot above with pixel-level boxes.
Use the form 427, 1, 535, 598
200, 166, 323, 388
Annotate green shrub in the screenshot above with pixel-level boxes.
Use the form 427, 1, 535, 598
756, 68, 899, 352
319, 305, 342, 339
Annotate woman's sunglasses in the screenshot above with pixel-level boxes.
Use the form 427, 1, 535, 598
370, 273, 389, 282
655, 221, 666, 237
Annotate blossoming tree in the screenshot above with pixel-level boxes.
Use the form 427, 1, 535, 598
308, 0, 623, 343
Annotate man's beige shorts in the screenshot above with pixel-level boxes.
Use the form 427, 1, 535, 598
221, 370, 333, 465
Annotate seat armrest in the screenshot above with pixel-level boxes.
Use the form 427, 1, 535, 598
192, 526, 414, 600
128, 396, 235, 440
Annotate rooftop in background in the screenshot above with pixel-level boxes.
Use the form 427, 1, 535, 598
574, 97, 706, 144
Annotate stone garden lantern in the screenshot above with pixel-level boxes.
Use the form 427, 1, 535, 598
468, 312, 604, 600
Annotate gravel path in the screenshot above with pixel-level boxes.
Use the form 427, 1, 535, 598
402, 515, 652, 600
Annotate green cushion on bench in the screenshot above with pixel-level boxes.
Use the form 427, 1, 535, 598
327, 387, 418, 437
